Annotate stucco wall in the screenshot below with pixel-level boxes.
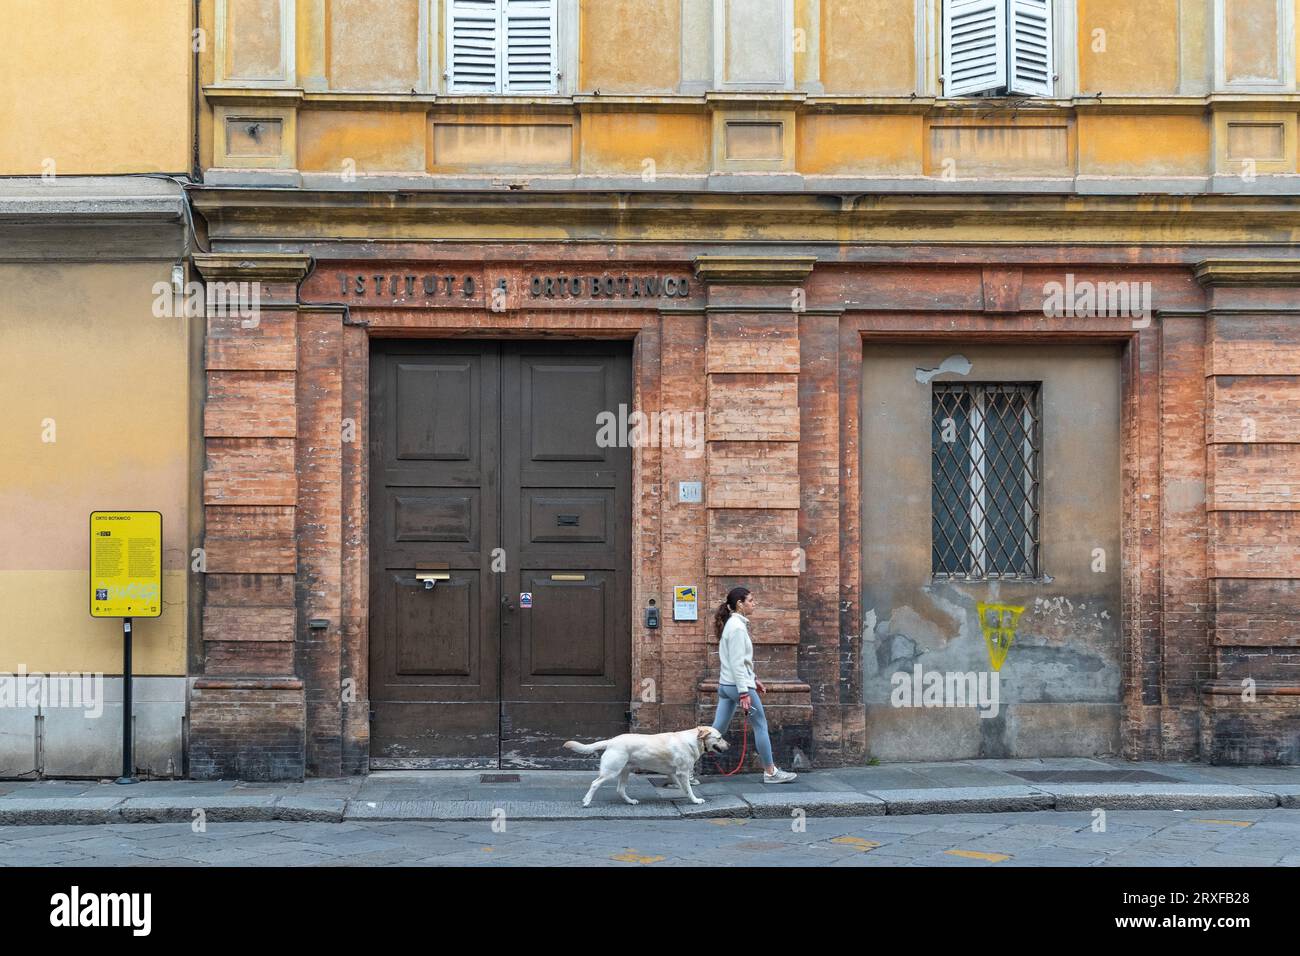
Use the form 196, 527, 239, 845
0, 261, 190, 776
861, 343, 1123, 761
0, 0, 191, 175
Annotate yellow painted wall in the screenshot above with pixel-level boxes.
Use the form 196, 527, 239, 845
199, 0, 218, 173
1078, 113, 1210, 177
1078, 0, 1180, 95
0, 0, 191, 175
0, 263, 189, 674
298, 109, 427, 173
199, 0, 1299, 182
797, 114, 922, 175
226, 0, 284, 80
821, 0, 916, 95
329, 0, 423, 91
580, 0, 681, 92
582, 113, 711, 174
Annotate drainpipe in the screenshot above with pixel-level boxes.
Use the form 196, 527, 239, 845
192, 0, 202, 184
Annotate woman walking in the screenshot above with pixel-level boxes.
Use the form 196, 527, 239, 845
712, 586, 797, 783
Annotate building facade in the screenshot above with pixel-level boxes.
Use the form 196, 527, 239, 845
0, 0, 196, 776
184, 0, 1300, 779
8, 1, 1298, 781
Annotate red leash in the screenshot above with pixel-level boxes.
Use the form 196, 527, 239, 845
709, 708, 749, 776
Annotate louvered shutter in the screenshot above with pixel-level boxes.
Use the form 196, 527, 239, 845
942, 0, 1007, 97
1008, 0, 1053, 96
503, 0, 557, 93
449, 0, 500, 93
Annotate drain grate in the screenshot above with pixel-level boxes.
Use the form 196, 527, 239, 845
479, 773, 521, 784
1007, 770, 1179, 784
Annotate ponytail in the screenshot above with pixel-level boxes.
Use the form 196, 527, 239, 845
713, 586, 751, 641
713, 602, 731, 642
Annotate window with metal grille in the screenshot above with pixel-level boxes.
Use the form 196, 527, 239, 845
931, 383, 1041, 579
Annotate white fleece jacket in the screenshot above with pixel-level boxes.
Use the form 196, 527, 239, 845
718, 612, 756, 693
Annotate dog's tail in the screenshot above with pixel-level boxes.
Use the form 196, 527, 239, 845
562, 739, 610, 755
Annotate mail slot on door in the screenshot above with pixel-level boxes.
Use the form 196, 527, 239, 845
415, 570, 451, 590
529, 494, 608, 544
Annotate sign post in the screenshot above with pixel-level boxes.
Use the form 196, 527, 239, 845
90, 511, 162, 785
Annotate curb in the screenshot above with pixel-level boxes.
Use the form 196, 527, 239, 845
1036, 784, 1278, 811
0, 785, 1292, 826
866, 786, 1054, 815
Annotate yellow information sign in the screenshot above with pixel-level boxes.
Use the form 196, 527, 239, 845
89, 511, 162, 618
673, 585, 698, 622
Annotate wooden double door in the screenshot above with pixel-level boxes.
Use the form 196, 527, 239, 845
369, 340, 632, 768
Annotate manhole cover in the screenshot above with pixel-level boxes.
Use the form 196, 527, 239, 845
479, 773, 521, 784
1007, 770, 1179, 784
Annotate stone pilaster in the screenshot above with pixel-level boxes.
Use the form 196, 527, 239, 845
693, 256, 816, 768
1196, 259, 1300, 764
189, 253, 311, 780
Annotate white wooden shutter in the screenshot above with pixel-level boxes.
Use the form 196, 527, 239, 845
1009, 0, 1053, 96
448, 0, 501, 93
503, 0, 557, 93
942, 0, 1007, 97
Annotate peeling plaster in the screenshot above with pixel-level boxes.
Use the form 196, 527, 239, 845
915, 354, 973, 384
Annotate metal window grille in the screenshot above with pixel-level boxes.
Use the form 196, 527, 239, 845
932, 383, 1041, 579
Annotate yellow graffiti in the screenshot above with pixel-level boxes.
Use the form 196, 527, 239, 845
831, 836, 882, 852
1192, 819, 1253, 828
612, 849, 665, 864
977, 602, 1025, 672
945, 849, 1011, 863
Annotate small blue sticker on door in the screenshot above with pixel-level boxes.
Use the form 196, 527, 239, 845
520, 592, 532, 608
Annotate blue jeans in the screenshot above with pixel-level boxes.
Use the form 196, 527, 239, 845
712, 684, 774, 770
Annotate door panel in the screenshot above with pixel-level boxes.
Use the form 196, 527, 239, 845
501, 344, 632, 767
370, 344, 501, 768
369, 340, 631, 769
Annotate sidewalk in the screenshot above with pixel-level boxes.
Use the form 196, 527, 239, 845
3, 757, 1300, 825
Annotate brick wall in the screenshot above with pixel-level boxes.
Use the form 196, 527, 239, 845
186, 249, 1300, 778
1201, 287, 1300, 763
190, 255, 311, 781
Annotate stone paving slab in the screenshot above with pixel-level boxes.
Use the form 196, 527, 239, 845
1040, 784, 1278, 811
868, 786, 1055, 815
741, 791, 886, 818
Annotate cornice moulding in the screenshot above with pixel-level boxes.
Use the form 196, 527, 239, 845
193, 252, 314, 281
694, 255, 817, 282
1195, 259, 1300, 286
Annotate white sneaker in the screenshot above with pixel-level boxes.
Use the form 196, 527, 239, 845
763, 768, 797, 784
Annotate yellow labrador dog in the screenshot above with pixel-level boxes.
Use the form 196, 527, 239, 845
564, 727, 728, 806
